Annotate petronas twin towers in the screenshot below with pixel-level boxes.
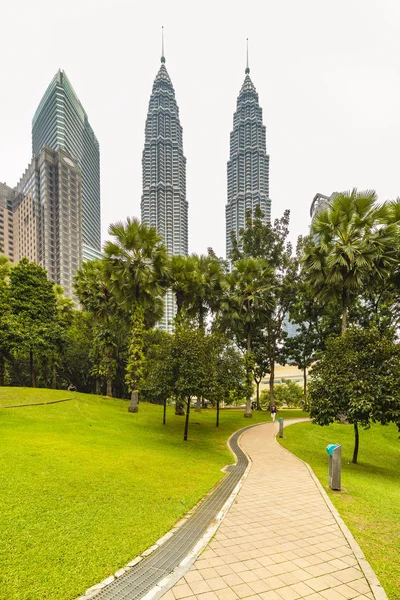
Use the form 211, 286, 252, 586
141, 39, 271, 329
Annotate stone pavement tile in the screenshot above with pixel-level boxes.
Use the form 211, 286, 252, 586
185, 571, 205, 584
248, 580, 272, 594
259, 591, 282, 600
215, 565, 235, 577
290, 569, 313, 582
222, 574, 245, 587
290, 582, 316, 596
173, 583, 194, 599
230, 561, 252, 573
239, 570, 261, 584
305, 555, 325, 566
189, 580, 212, 595
331, 568, 363, 585
205, 577, 229, 591
306, 576, 338, 593
206, 558, 227, 568
292, 558, 312, 569
347, 580, 371, 595
162, 591, 175, 600
277, 572, 301, 586
199, 568, 220, 581
275, 588, 301, 600
197, 592, 220, 600
265, 576, 287, 590
230, 583, 257, 598
197, 560, 214, 570
257, 556, 275, 567
305, 565, 336, 578
303, 595, 325, 600
319, 589, 347, 600
332, 584, 361, 599
253, 567, 274, 579
215, 589, 239, 600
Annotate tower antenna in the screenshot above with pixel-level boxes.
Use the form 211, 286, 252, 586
245, 38, 250, 74
161, 26, 165, 63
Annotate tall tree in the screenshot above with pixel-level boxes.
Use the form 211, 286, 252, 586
75, 260, 119, 396
231, 207, 298, 407
0, 255, 12, 385
309, 327, 400, 463
104, 218, 169, 412
9, 259, 58, 387
219, 257, 275, 417
302, 189, 398, 334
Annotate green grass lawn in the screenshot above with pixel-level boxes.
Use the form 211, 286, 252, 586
279, 421, 400, 600
0, 387, 306, 600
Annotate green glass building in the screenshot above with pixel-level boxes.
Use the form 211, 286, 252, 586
32, 70, 100, 258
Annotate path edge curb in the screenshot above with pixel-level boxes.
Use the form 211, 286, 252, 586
78, 423, 260, 600
275, 422, 388, 600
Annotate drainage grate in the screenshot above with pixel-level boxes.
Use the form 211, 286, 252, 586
92, 424, 258, 600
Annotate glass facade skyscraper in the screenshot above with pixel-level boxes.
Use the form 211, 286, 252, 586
141, 52, 188, 331
32, 70, 100, 258
225, 64, 271, 258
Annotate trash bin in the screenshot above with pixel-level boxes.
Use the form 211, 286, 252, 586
278, 417, 284, 438
326, 443, 341, 490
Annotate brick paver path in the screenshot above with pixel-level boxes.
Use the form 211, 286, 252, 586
162, 422, 376, 600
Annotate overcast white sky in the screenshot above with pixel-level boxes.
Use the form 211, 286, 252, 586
1, 0, 400, 257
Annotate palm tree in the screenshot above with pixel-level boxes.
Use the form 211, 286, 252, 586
220, 257, 275, 418
75, 260, 119, 397
303, 189, 398, 334
169, 255, 198, 316
103, 218, 169, 412
303, 190, 399, 454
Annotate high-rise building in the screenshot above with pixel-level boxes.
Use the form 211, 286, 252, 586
0, 183, 16, 262
310, 193, 331, 220
141, 40, 188, 330
225, 49, 271, 258
32, 70, 100, 260
13, 147, 82, 300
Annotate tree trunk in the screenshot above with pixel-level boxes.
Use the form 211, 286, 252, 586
269, 360, 275, 409
51, 362, 57, 390
106, 378, 112, 397
256, 380, 261, 410
128, 390, 139, 413
303, 367, 307, 407
176, 290, 184, 315
30, 350, 36, 388
352, 421, 359, 464
175, 400, 185, 415
342, 291, 348, 335
0, 354, 4, 386
184, 397, 191, 441
95, 378, 101, 395
195, 397, 201, 412
163, 397, 167, 425
216, 398, 220, 427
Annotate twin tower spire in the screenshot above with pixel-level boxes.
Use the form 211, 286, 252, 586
141, 30, 271, 329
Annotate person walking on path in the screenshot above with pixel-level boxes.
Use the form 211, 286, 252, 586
271, 404, 278, 422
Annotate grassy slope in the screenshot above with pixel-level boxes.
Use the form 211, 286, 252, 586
279, 422, 400, 600
0, 387, 306, 600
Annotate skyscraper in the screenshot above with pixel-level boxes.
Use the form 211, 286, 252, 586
141, 36, 188, 330
225, 46, 271, 258
14, 147, 82, 301
0, 183, 16, 262
32, 70, 100, 260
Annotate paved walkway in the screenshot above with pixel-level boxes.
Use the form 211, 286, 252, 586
162, 422, 377, 600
